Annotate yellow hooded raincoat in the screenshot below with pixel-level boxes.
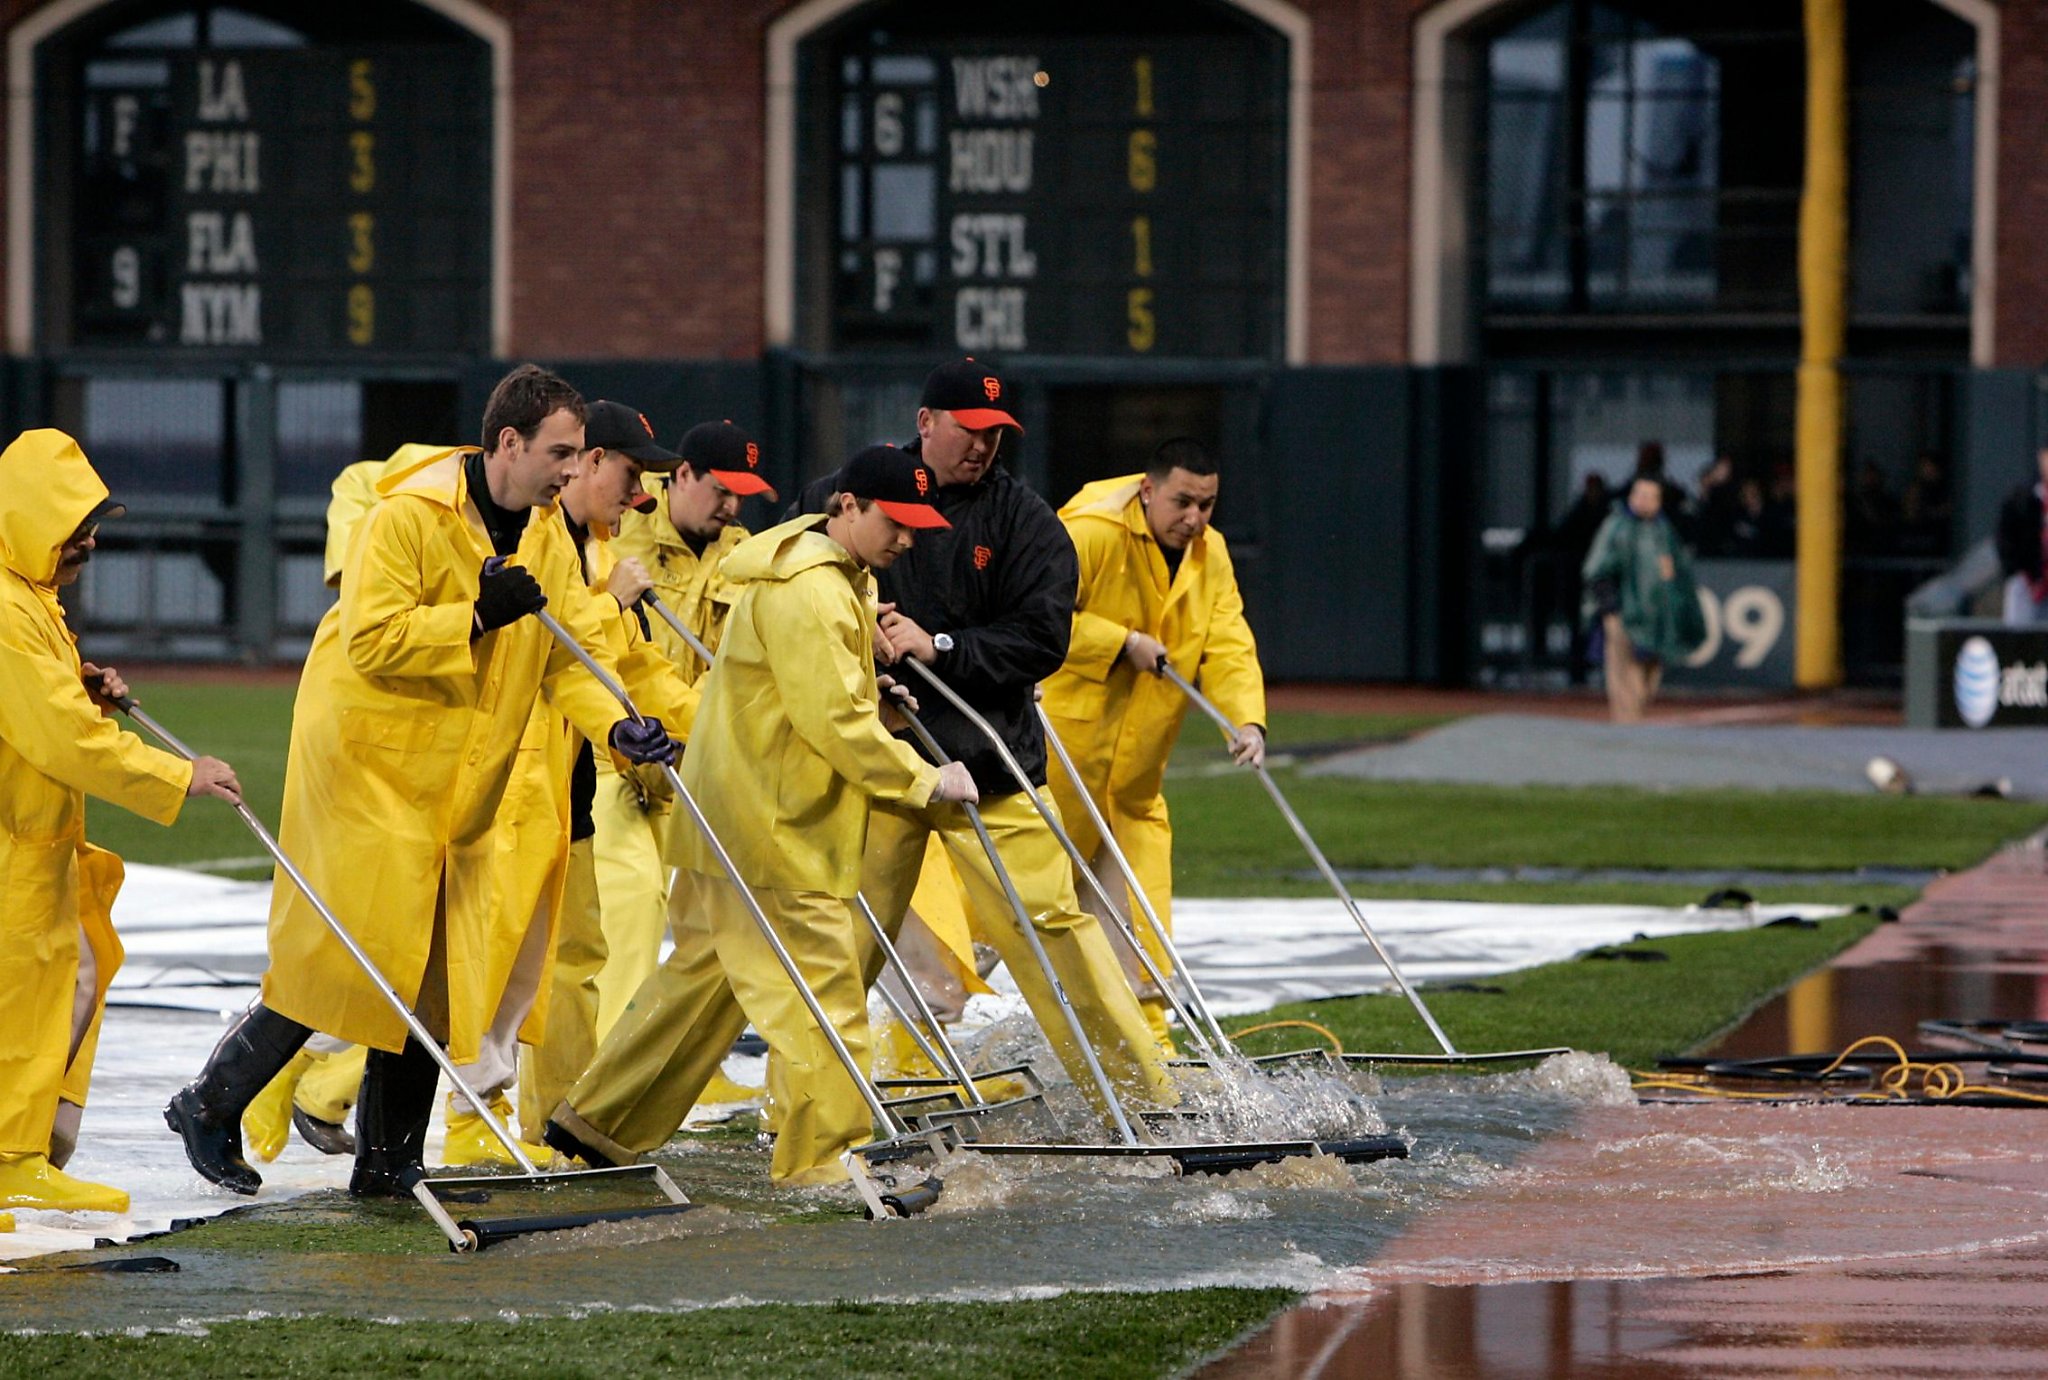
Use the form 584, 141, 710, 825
1040, 474, 1266, 954
260, 446, 634, 1062
672, 515, 939, 891
0, 430, 192, 1153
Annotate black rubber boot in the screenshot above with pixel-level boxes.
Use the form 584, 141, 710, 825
291, 1106, 356, 1157
542, 1116, 618, 1170
164, 1003, 313, 1195
349, 1038, 441, 1198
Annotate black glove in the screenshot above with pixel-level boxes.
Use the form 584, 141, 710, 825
609, 717, 677, 766
474, 556, 546, 634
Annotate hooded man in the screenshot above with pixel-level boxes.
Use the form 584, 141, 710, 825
791, 359, 1175, 1121
0, 429, 241, 1213
589, 419, 775, 1037
1041, 438, 1266, 1049
164, 365, 676, 1200
548, 445, 977, 1184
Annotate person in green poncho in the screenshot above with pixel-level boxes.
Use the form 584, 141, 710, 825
1581, 475, 1707, 722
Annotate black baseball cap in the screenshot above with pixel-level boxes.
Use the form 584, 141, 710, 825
920, 358, 1022, 433
583, 400, 681, 468
680, 420, 776, 499
840, 444, 949, 529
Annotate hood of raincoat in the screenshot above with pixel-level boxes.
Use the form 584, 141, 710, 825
1058, 473, 1146, 527
375, 443, 481, 506
719, 513, 852, 586
0, 430, 113, 588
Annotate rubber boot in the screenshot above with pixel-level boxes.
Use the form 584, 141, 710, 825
349, 1038, 441, 1198
1139, 998, 1180, 1061
164, 1003, 313, 1195
0, 1153, 129, 1213
873, 1016, 942, 1083
243, 1049, 315, 1163
293, 1043, 366, 1156
441, 1092, 557, 1169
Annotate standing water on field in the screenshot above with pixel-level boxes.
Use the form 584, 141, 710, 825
2, 1045, 1637, 1333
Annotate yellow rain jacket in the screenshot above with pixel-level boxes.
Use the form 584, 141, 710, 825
1040, 474, 1266, 938
260, 446, 633, 1062
0, 430, 191, 1153
672, 515, 939, 896
608, 489, 747, 737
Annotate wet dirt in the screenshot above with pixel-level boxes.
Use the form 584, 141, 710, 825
1200, 841, 2048, 1378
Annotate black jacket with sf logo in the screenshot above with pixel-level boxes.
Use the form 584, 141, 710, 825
793, 439, 1076, 797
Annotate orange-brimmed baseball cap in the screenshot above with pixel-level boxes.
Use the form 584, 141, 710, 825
921, 357, 1022, 433
841, 444, 949, 529
680, 420, 777, 500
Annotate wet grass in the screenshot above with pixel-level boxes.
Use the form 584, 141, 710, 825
1168, 771, 2048, 895
83, 681, 297, 879
0, 1287, 1298, 1380
1224, 912, 1883, 1070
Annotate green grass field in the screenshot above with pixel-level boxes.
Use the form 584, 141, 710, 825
40, 688, 2041, 1376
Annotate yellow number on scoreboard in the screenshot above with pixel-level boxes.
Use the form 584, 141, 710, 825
1127, 287, 1156, 352
347, 283, 375, 346
348, 59, 376, 122
1127, 129, 1156, 193
1130, 215, 1153, 278
348, 131, 375, 194
347, 213, 375, 274
1133, 55, 1154, 117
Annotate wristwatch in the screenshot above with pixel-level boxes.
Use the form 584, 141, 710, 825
932, 632, 955, 654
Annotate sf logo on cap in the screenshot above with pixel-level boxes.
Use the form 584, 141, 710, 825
745, 442, 760, 469
982, 377, 1001, 402
914, 467, 930, 496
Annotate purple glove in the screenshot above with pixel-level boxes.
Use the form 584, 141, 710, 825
609, 717, 677, 766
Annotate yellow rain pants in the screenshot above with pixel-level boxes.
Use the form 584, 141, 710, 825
557, 870, 873, 1184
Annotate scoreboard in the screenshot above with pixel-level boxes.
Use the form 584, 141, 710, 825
825, 30, 1286, 359
66, 45, 490, 356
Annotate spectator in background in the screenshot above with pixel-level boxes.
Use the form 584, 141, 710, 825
1693, 454, 1739, 556
1631, 441, 1692, 539
1551, 472, 1613, 683
1582, 476, 1707, 722
1846, 461, 1900, 556
1995, 447, 2048, 624
1899, 451, 1952, 557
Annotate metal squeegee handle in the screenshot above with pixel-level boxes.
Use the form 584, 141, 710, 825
644, 593, 988, 1104
534, 609, 906, 1135
117, 696, 542, 1173
898, 660, 1216, 1055
1154, 664, 1459, 1056
1032, 702, 1228, 1055
893, 698, 1141, 1147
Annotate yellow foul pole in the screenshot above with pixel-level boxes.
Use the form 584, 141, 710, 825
1795, 0, 1847, 687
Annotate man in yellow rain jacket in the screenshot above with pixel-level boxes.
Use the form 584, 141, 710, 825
503, 399, 695, 1152
590, 420, 774, 1037
0, 429, 242, 1213
548, 445, 976, 1184
165, 366, 677, 1198
1041, 438, 1266, 1049
241, 446, 451, 1166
